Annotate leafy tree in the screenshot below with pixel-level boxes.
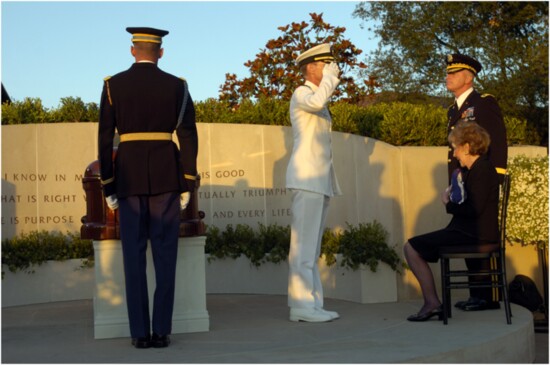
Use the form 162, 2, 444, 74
219, 12, 374, 107
51, 97, 98, 122
353, 1, 549, 144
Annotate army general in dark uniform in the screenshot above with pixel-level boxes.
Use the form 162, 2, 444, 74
98, 27, 198, 349
446, 54, 507, 180
445, 53, 507, 312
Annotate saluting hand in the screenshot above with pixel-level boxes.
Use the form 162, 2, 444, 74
323, 62, 340, 79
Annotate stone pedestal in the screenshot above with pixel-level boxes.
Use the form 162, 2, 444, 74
93, 236, 209, 339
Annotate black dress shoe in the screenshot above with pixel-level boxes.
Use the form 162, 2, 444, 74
152, 333, 171, 348
455, 297, 478, 309
407, 306, 443, 322
463, 299, 500, 311
131, 336, 151, 349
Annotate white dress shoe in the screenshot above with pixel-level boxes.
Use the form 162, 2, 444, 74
289, 308, 333, 322
317, 308, 340, 320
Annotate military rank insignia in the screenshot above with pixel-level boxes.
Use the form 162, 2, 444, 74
460, 107, 475, 122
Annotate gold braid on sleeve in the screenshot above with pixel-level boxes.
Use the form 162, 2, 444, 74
104, 76, 113, 106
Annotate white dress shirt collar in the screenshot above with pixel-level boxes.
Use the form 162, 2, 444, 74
456, 87, 474, 109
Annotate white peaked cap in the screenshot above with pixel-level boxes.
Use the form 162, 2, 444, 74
296, 43, 334, 67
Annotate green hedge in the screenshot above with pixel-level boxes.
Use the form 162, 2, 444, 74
1, 230, 94, 277
2, 97, 539, 146
205, 221, 404, 273
1, 97, 98, 124
196, 97, 291, 127
2, 221, 404, 277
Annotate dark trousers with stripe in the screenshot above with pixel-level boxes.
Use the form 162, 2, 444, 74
118, 191, 180, 338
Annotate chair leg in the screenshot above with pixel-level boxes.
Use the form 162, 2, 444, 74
502, 285, 512, 324
446, 270, 452, 319
500, 258, 512, 324
440, 258, 449, 325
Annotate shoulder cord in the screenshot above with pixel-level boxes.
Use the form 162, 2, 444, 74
176, 79, 189, 129
104, 77, 113, 106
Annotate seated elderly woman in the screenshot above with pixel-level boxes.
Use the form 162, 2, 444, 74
403, 122, 499, 321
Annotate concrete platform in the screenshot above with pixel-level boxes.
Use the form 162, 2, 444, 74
1, 294, 543, 363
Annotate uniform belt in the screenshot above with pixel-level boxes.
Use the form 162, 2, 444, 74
119, 132, 172, 142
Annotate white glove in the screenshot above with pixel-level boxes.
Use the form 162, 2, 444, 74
105, 194, 119, 210
322, 62, 340, 79
180, 192, 191, 211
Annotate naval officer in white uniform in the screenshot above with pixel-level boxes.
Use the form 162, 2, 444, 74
286, 44, 342, 322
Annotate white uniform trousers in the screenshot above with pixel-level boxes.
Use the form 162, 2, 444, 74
288, 189, 330, 309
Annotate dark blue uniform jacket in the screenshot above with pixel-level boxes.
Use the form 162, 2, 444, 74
98, 62, 198, 198
447, 90, 507, 182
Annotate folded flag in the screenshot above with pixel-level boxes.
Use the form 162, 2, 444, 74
450, 168, 466, 204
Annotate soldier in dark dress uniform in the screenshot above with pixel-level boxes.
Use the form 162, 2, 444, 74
445, 53, 507, 312
98, 27, 198, 349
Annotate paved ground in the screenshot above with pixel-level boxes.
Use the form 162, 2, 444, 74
534, 331, 549, 363
2, 294, 546, 363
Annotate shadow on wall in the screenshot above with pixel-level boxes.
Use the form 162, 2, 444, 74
1, 179, 17, 238
403, 162, 451, 301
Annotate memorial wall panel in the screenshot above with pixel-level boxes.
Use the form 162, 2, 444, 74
1, 123, 545, 248
197, 124, 293, 229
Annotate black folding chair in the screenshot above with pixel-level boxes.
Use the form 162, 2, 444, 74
439, 174, 512, 325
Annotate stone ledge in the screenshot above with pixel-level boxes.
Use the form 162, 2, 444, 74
2, 253, 398, 308
2, 259, 94, 307
206, 255, 398, 304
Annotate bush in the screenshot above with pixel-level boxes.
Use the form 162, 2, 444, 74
321, 228, 341, 266
195, 97, 290, 126
3, 222, 403, 276
205, 223, 282, 266
506, 155, 549, 248
332, 221, 403, 273
194, 98, 234, 124
205, 221, 403, 272
50, 97, 98, 122
504, 115, 541, 146
378, 102, 448, 146
1, 98, 52, 124
205, 224, 251, 261
331, 101, 450, 145
257, 223, 291, 265
330, 103, 362, 135
1, 96, 540, 146
1, 231, 94, 277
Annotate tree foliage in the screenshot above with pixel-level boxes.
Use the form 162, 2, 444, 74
1, 97, 51, 124
219, 12, 373, 107
1, 96, 98, 124
353, 1, 549, 143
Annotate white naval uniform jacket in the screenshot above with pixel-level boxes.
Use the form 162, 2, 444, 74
286, 76, 342, 197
